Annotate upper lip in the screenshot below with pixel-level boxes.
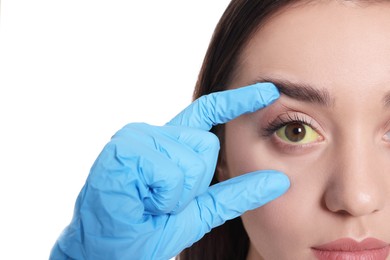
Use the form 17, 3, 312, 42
312, 238, 389, 251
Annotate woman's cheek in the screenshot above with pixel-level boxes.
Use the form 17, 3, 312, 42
239, 146, 329, 259
241, 194, 310, 259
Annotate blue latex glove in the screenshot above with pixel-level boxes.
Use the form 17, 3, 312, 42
50, 83, 290, 260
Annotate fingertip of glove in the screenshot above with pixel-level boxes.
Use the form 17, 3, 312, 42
254, 170, 290, 202
251, 82, 280, 106
265, 171, 290, 192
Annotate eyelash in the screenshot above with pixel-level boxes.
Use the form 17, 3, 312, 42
262, 112, 319, 137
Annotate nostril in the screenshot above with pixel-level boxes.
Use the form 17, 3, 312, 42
335, 209, 350, 216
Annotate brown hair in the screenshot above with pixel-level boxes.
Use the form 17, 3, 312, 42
179, 0, 296, 259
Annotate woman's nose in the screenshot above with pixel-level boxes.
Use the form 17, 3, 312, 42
323, 139, 386, 217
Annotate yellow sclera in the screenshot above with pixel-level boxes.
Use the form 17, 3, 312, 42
276, 123, 320, 144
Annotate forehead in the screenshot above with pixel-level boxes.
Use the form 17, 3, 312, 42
235, 1, 390, 93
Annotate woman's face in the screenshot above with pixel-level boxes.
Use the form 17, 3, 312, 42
221, 1, 390, 259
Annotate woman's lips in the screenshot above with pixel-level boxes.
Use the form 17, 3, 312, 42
312, 238, 390, 260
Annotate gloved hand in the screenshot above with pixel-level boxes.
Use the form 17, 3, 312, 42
50, 82, 290, 260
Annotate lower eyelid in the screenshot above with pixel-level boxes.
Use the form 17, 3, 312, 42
270, 133, 324, 153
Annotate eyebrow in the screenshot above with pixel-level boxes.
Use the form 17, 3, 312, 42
251, 77, 334, 107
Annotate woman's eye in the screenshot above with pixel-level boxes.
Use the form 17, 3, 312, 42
275, 123, 321, 144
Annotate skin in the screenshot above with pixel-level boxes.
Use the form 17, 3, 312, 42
218, 1, 390, 259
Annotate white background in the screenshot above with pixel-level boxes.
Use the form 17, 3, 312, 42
0, 1, 230, 258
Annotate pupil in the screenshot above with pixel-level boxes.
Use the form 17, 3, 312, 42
285, 123, 306, 142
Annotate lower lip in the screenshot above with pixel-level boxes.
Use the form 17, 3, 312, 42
312, 246, 390, 260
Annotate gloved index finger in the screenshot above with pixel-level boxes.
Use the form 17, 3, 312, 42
166, 82, 279, 130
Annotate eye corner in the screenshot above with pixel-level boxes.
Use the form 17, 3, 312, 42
382, 131, 390, 143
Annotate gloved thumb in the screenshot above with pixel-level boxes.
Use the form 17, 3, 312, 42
195, 170, 290, 233
160, 170, 290, 259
